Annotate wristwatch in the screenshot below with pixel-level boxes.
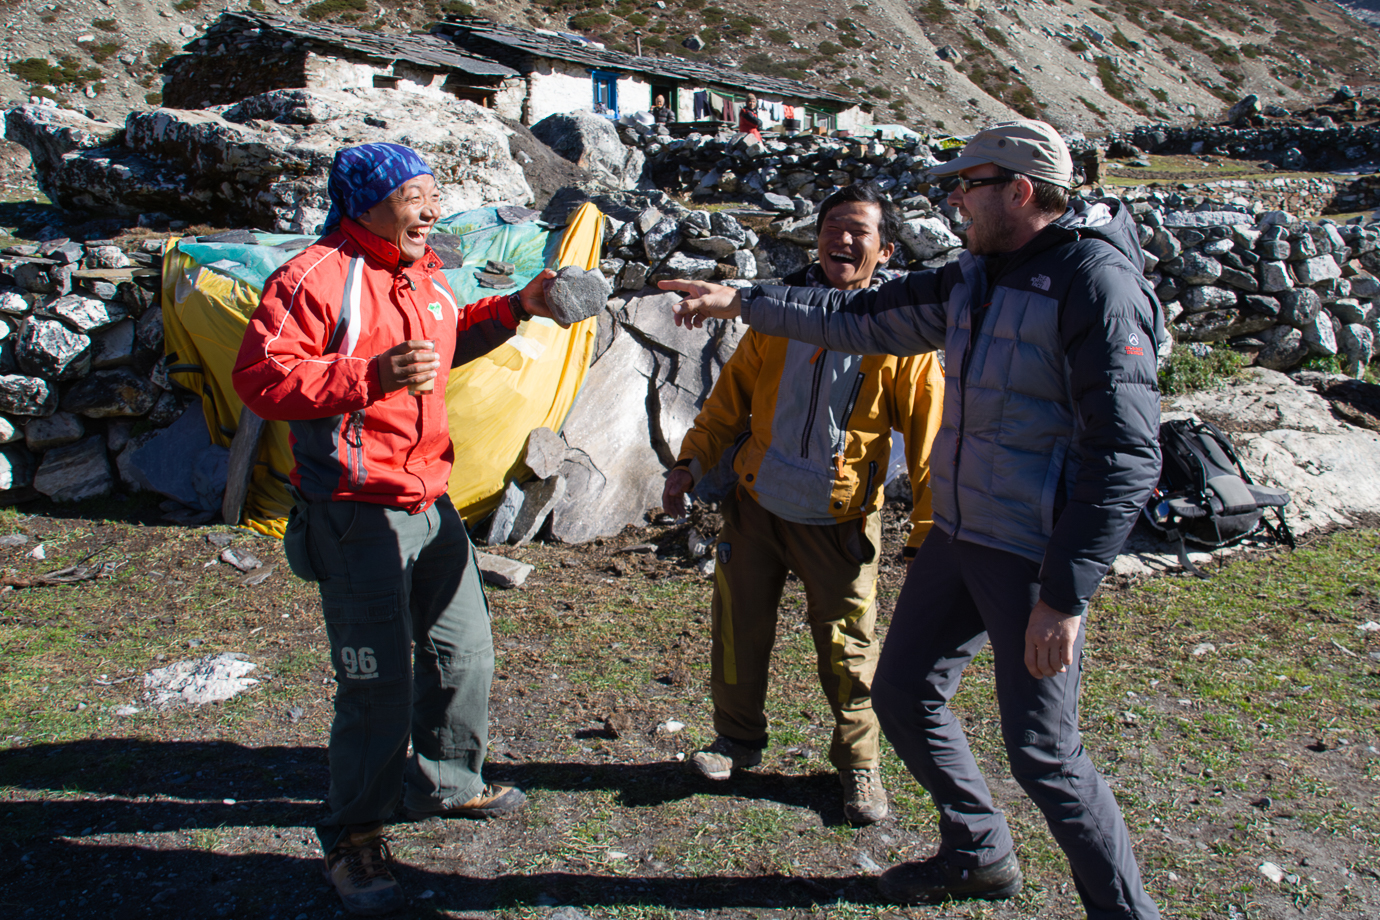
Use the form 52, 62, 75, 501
508, 291, 528, 323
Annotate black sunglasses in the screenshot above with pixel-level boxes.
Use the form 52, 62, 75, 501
941, 172, 1017, 193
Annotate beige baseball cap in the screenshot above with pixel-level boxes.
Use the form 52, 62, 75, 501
930, 119, 1074, 189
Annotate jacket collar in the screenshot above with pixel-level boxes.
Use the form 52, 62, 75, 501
338, 216, 439, 274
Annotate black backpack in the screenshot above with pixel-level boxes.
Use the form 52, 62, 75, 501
1142, 418, 1294, 577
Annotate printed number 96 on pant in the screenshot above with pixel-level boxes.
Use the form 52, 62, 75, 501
340, 646, 380, 680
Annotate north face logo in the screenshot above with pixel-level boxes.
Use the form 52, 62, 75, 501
1031, 274, 1052, 291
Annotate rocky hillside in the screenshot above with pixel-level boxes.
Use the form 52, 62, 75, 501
3, 0, 1380, 135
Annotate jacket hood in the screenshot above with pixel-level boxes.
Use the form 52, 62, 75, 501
1048, 197, 1146, 273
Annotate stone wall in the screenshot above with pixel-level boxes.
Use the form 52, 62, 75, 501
1113, 123, 1380, 171
556, 165, 1380, 384
0, 238, 181, 505
628, 127, 941, 208
1108, 176, 1380, 218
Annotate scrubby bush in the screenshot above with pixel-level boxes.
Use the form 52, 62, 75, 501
303, 0, 368, 22
93, 18, 119, 32
569, 10, 610, 28
89, 41, 122, 64
8, 55, 101, 88
147, 41, 175, 66
1158, 346, 1244, 395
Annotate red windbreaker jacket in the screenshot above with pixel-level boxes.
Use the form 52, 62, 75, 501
232, 217, 519, 513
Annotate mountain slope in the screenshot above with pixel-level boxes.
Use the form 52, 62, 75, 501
2, 0, 1378, 135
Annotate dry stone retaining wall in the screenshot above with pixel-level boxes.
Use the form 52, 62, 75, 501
0, 238, 185, 506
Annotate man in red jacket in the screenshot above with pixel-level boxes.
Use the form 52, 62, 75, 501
234, 143, 559, 916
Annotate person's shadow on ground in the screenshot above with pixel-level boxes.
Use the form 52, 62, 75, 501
0, 738, 883, 917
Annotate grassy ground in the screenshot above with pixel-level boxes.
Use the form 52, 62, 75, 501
0, 500, 1376, 919
1099, 154, 1361, 187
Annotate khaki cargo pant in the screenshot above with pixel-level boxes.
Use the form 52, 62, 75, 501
708, 489, 883, 771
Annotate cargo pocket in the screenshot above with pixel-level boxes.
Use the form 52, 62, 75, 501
843, 517, 879, 566
322, 588, 407, 686
282, 504, 320, 583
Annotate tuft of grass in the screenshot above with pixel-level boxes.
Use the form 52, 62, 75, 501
1301, 353, 1343, 374
1158, 345, 1245, 395
1096, 55, 1147, 114
147, 41, 175, 67
570, 10, 611, 29
88, 41, 122, 64
302, 0, 367, 21
92, 18, 119, 32
8, 55, 102, 88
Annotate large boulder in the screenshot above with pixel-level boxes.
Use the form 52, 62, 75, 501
530, 111, 646, 191
548, 291, 744, 543
6, 89, 534, 233
1, 103, 123, 182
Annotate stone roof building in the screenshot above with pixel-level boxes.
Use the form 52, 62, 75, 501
433, 16, 869, 132
160, 13, 522, 111
162, 13, 870, 133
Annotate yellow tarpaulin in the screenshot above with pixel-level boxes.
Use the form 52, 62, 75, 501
161, 247, 296, 537
159, 202, 606, 535
444, 202, 603, 523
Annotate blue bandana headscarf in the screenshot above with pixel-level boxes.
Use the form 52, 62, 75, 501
323, 143, 435, 234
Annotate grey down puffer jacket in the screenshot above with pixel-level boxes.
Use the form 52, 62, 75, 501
743, 198, 1165, 615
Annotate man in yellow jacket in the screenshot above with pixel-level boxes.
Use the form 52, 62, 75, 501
663, 184, 944, 824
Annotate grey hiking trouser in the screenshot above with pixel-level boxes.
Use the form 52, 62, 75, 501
296, 494, 494, 855
873, 527, 1160, 920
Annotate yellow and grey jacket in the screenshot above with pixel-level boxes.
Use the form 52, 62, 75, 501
677, 265, 944, 555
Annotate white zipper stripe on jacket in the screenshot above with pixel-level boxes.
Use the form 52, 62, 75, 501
432, 273, 458, 322
342, 256, 364, 355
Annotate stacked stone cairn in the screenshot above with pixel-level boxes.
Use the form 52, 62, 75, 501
0, 238, 181, 504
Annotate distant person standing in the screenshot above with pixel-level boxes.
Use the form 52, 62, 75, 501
652, 93, 673, 124
738, 92, 764, 140
234, 143, 562, 916
664, 184, 943, 825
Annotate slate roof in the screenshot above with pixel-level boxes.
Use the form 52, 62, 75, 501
434, 17, 861, 108
224, 11, 518, 79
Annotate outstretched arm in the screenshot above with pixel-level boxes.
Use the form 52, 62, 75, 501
659, 272, 950, 357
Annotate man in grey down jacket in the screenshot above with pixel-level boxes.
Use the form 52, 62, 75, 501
660, 120, 1163, 919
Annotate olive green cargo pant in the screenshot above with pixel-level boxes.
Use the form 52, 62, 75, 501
708, 490, 883, 770
288, 494, 494, 855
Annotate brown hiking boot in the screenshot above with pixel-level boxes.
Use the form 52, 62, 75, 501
404, 783, 526, 821
690, 735, 763, 780
879, 851, 1023, 904
841, 767, 889, 825
323, 826, 405, 916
